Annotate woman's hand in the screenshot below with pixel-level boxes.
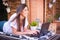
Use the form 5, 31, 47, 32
32, 30, 40, 35
35, 30, 40, 34
27, 31, 36, 35
27, 30, 40, 35
24, 28, 40, 35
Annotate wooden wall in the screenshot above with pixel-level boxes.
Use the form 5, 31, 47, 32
7, 0, 44, 23
27, 0, 44, 23
45, 0, 56, 22
7, 0, 20, 19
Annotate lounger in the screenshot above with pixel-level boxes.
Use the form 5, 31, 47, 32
0, 21, 57, 40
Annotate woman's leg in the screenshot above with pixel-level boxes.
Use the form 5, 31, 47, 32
0, 21, 6, 32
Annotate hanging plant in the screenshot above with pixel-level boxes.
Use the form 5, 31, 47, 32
54, 13, 60, 20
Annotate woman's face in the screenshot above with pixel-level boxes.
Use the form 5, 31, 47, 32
20, 7, 28, 18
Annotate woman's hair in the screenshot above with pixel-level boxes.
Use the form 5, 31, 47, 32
16, 4, 27, 14
16, 4, 27, 31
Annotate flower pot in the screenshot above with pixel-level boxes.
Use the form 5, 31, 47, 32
59, 17, 60, 21
30, 26, 37, 30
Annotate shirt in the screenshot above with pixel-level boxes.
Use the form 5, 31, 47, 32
3, 13, 28, 34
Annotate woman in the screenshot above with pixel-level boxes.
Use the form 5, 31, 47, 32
3, 4, 39, 35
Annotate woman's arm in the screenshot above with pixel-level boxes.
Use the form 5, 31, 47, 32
12, 27, 37, 35
24, 27, 40, 35
8, 13, 20, 22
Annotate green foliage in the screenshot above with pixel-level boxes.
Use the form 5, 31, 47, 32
54, 13, 60, 20
30, 21, 38, 26
47, 18, 53, 23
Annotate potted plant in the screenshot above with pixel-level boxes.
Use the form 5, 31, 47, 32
54, 13, 60, 20
30, 21, 38, 30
